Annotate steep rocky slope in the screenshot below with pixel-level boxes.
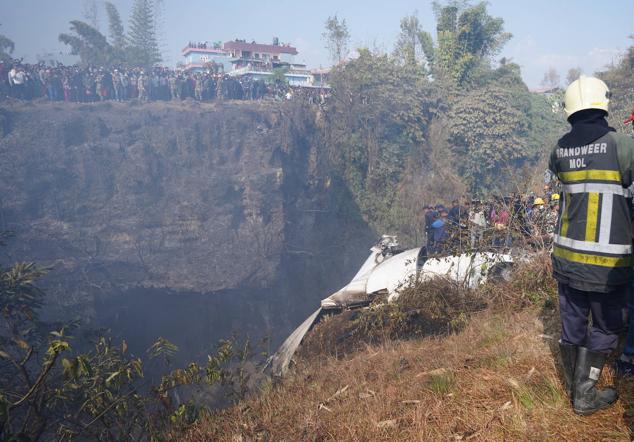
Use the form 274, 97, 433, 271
0, 100, 374, 361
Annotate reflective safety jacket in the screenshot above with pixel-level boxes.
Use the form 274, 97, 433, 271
549, 132, 634, 293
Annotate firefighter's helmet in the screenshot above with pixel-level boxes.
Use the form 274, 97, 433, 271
564, 75, 611, 119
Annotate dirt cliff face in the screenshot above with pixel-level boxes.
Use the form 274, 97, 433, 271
0, 100, 374, 360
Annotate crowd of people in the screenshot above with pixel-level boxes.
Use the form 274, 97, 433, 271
423, 186, 560, 255
0, 61, 329, 104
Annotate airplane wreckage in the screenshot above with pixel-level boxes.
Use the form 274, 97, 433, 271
268, 235, 516, 377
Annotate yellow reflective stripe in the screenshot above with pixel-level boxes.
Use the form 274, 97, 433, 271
585, 192, 599, 242
560, 193, 570, 237
553, 245, 632, 268
559, 169, 621, 183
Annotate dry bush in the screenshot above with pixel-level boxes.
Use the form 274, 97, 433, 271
300, 252, 557, 363
397, 276, 487, 323
299, 277, 487, 359
486, 251, 557, 311
301, 252, 557, 362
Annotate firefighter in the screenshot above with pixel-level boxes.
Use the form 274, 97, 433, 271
549, 76, 634, 415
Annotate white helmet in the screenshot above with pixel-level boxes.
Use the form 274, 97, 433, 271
564, 75, 611, 118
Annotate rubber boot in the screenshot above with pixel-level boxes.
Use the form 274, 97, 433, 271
559, 342, 577, 399
572, 346, 618, 416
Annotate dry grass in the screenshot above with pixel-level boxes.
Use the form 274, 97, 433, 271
178, 254, 634, 441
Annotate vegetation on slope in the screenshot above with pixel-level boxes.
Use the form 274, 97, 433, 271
183, 254, 634, 441
323, 2, 566, 244
0, 233, 264, 441
324, 26, 633, 245
602, 35, 634, 132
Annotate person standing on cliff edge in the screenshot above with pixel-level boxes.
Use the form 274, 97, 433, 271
549, 76, 634, 415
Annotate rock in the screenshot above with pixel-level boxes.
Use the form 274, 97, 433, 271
0, 101, 375, 362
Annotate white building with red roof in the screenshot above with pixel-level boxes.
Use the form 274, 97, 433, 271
181, 39, 315, 87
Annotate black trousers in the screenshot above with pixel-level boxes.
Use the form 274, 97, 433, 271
558, 282, 627, 354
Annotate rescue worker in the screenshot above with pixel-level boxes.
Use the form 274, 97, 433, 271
529, 197, 547, 237
532, 197, 545, 210
549, 76, 634, 415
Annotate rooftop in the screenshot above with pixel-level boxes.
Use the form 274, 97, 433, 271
181, 46, 227, 55
224, 41, 298, 56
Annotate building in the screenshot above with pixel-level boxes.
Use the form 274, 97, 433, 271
181, 39, 314, 87
224, 40, 298, 67
181, 43, 232, 73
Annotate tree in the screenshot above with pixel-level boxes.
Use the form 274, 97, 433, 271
393, 13, 425, 67
105, 1, 126, 50
541, 67, 561, 89
447, 86, 527, 192
325, 49, 441, 240
456, 3, 510, 58
128, 0, 162, 67
59, 20, 117, 67
422, 1, 512, 85
566, 67, 582, 85
60, 2, 160, 68
270, 66, 289, 84
153, 0, 167, 63
0, 25, 14, 63
470, 56, 525, 90
323, 15, 350, 65
82, 0, 100, 30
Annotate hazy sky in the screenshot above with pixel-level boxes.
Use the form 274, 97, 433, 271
1, 0, 631, 88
